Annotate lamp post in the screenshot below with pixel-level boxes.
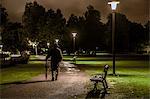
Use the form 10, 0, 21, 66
72, 32, 77, 55
108, 0, 119, 75
28, 40, 39, 56
32, 42, 38, 56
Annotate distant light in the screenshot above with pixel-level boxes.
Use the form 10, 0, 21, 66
72, 32, 77, 38
55, 39, 59, 43
108, 1, 120, 10
32, 43, 36, 47
28, 40, 38, 47
0, 45, 3, 48
47, 42, 50, 46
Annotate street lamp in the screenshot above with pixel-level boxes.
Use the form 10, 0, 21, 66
0, 44, 3, 52
28, 40, 39, 56
47, 42, 50, 48
55, 39, 59, 44
108, 0, 120, 75
108, 1, 120, 11
72, 32, 77, 55
33, 42, 38, 56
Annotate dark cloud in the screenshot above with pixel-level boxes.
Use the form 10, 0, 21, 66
1, 0, 149, 24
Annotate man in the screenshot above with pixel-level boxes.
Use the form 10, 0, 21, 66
46, 43, 63, 81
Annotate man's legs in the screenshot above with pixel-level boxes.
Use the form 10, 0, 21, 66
51, 70, 54, 81
51, 63, 59, 81
51, 70, 58, 81
55, 69, 58, 80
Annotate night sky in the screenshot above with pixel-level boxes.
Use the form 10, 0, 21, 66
1, 0, 149, 24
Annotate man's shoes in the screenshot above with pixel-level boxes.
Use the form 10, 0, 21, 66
55, 75, 58, 80
52, 77, 54, 81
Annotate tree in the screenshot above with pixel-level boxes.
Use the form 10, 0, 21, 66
22, 1, 45, 42
39, 8, 66, 48
66, 5, 106, 53
2, 22, 28, 52
67, 14, 79, 31
106, 13, 130, 53
106, 13, 147, 53
66, 14, 80, 52
0, 5, 8, 27
144, 21, 149, 44
77, 16, 86, 50
0, 6, 28, 52
115, 13, 130, 53
83, 5, 106, 51
128, 22, 146, 52
53, 9, 66, 46
0, 5, 8, 51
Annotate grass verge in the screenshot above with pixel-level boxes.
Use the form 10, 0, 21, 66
0, 61, 45, 84
77, 60, 150, 98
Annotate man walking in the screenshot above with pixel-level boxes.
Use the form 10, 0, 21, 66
46, 43, 63, 81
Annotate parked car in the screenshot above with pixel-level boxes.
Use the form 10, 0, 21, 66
11, 51, 30, 64
0, 52, 14, 67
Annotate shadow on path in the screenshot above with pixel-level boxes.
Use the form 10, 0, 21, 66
1, 62, 90, 98
0, 80, 52, 85
86, 89, 107, 99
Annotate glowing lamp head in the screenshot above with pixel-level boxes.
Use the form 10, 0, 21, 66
55, 39, 59, 43
33, 43, 36, 47
108, 1, 120, 10
72, 32, 77, 38
47, 42, 50, 46
0, 45, 3, 48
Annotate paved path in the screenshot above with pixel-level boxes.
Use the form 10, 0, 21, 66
1, 62, 90, 99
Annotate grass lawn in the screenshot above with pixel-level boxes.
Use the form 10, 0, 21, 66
77, 60, 150, 98
0, 55, 149, 98
0, 61, 45, 84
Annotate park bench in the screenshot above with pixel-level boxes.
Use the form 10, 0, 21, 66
90, 65, 109, 91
